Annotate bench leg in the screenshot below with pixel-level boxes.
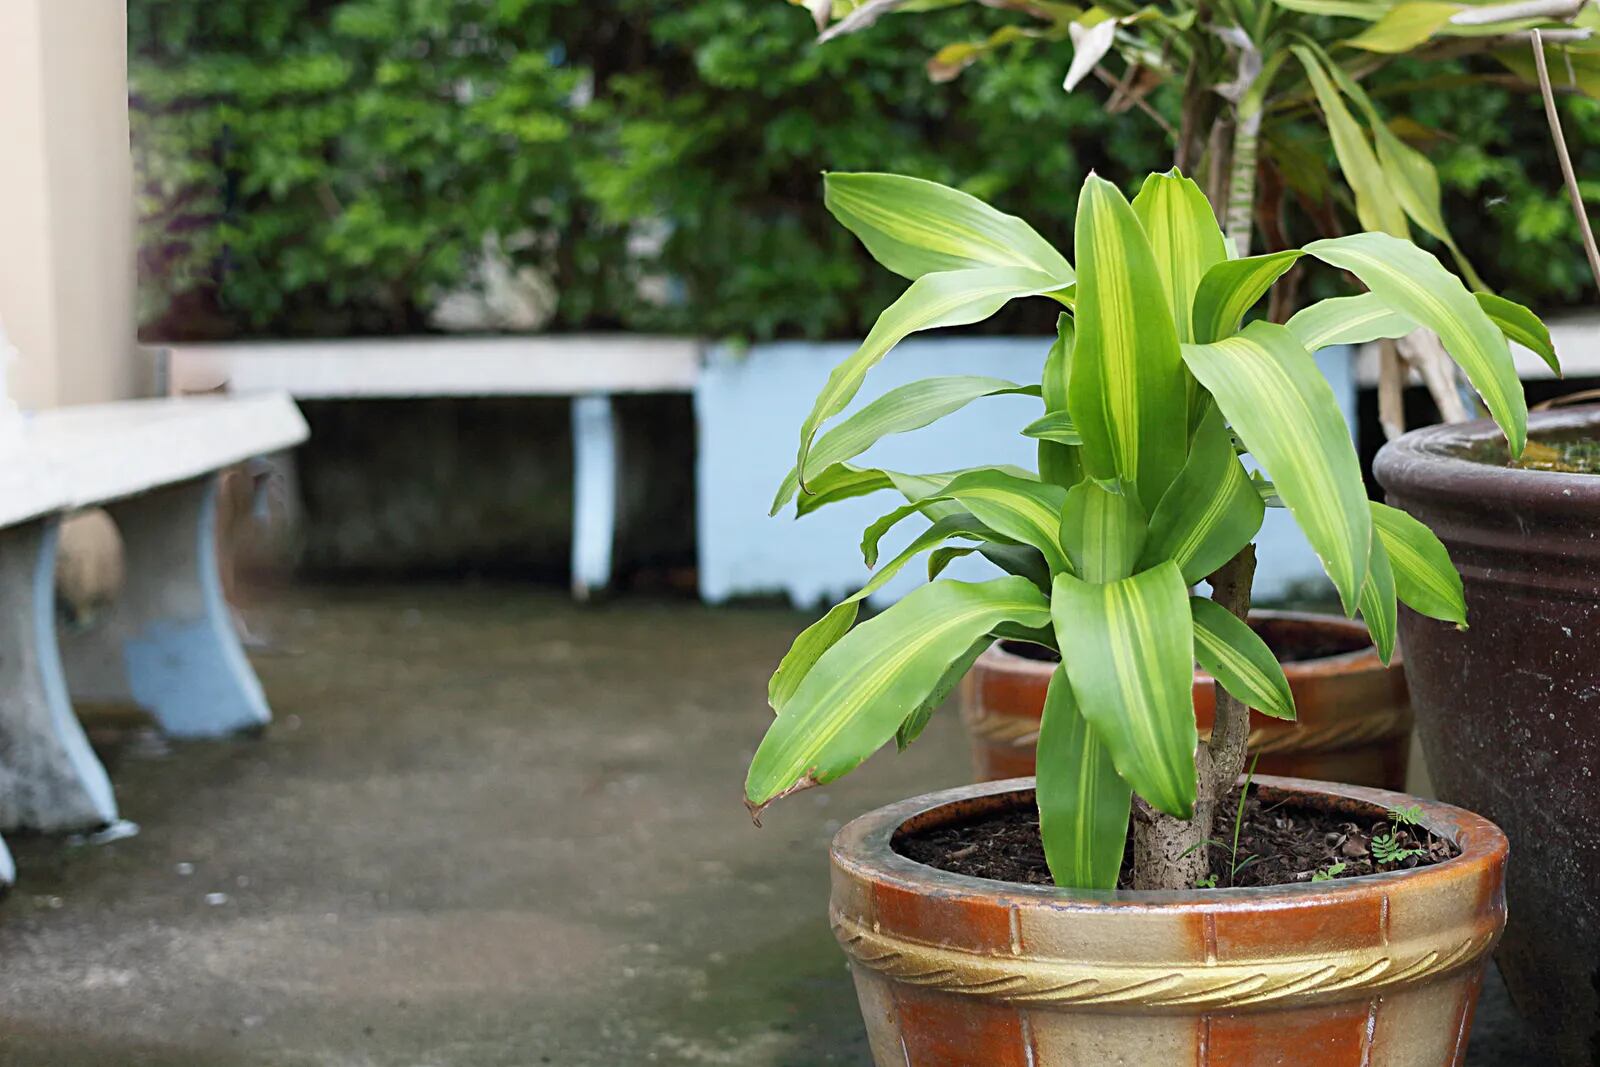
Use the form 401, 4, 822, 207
570, 394, 617, 601
0, 519, 118, 831
60, 474, 270, 738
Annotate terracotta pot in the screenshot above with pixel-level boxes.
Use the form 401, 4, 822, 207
832, 776, 1507, 1066
962, 611, 1411, 789
1375, 407, 1600, 1065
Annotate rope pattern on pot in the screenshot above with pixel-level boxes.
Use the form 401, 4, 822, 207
832, 910, 1492, 1009
962, 705, 1412, 754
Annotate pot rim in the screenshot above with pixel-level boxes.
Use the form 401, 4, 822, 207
1374, 404, 1600, 513
833, 774, 1506, 908
986, 609, 1388, 680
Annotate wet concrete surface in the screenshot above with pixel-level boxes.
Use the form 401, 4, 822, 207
0, 586, 1529, 1065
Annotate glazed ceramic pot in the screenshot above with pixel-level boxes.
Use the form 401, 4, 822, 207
832, 776, 1507, 1066
962, 611, 1411, 789
1376, 407, 1600, 1065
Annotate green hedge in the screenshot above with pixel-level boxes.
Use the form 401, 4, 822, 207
131, 1, 1595, 342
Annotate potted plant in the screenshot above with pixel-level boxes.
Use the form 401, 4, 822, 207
1374, 405, 1597, 1065
749, 168, 1541, 1062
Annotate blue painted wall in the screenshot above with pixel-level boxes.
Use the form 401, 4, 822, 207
695, 336, 1356, 609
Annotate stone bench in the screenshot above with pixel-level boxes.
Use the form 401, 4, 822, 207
0, 393, 308, 885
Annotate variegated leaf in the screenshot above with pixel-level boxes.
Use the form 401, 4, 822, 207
1060, 479, 1146, 581
1140, 405, 1265, 584
1191, 250, 1304, 345
1037, 666, 1132, 890
1371, 500, 1467, 625
1131, 169, 1228, 343
1190, 596, 1295, 721
1286, 293, 1417, 352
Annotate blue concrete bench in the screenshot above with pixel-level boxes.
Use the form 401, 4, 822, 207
0, 393, 308, 885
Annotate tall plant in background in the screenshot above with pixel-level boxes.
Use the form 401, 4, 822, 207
790, 0, 1596, 431
746, 169, 1551, 888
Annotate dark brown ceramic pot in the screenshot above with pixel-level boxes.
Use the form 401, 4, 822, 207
832, 776, 1506, 1066
962, 611, 1411, 789
1375, 407, 1600, 1065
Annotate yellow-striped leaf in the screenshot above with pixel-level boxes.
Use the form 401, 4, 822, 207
1068, 175, 1189, 511
1190, 596, 1295, 721
771, 375, 1039, 515
1307, 232, 1527, 456
1293, 47, 1410, 238
1477, 292, 1560, 376
1371, 500, 1467, 625
1182, 321, 1371, 613
824, 172, 1074, 281
861, 468, 1068, 573
1040, 316, 1083, 488
1191, 250, 1306, 344
1051, 563, 1198, 819
1141, 405, 1265, 584
1037, 666, 1132, 890
1060, 479, 1146, 581
1286, 293, 1416, 351
747, 577, 1051, 810
797, 266, 1062, 489
1023, 411, 1083, 445
1361, 533, 1399, 665
1131, 170, 1228, 343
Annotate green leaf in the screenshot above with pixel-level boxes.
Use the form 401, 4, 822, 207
1271, 0, 1388, 17
860, 468, 1067, 573
1036, 666, 1132, 890
824, 172, 1075, 282
1360, 534, 1399, 665
772, 376, 1039, 514
746, 577, 1051, 809
796, 266, 1063, 488
1342, 2, 1460, 53
1371, 500, 1467, 625
1306, 232, 1527, 456
791, 464, 982, 518
1191, 250, 1304, 345
1190, 596, 1295, 721
1068, 175, 1188, 511
1060, 479, 1146, 581
1131, 169, 1228, 343
896, 636, 992, 751
1141, 406, 1265, 584
1040, 316, 1084, 488
1477, 292, 1560, 376
1051, 563, 1198, 819
1286, 293, 1417, 351
1293, 47, 1410, 238
1182, 321, 1371, 613
1023, 411, 1083, 445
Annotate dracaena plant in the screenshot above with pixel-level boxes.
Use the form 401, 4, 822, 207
744, 168, 1555, 890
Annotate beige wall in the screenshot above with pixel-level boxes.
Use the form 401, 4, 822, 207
0, 0, 136, 410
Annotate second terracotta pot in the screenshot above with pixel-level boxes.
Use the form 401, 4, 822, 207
962, 610, 1411, 789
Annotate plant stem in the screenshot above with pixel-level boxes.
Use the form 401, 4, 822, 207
1224, 105, 1261, 257
1204, 544, 1257, 800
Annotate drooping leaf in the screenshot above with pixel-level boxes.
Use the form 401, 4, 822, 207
1477, 292, 1560, 376
772, 376, 1039, 514
1360, 533, 1399, 665
896, 636, 992, 751
1342, 2, 1461, 53
1286, 293, 1417, 351
1140, 405, 1265, 584
1371, 500, 1467, 626
860, 468, 1068, 573
796, 266, 1062, 488
1307, 232, 1527, 455
1131, 169, 1228, 343
1068, 175, 1188, 511
1036, 666, 1132, 890
1191, 250, 1304, 344
1190, 596, 1295, 721
792, 464, 990, 518
824, 172, 1075, 281
1051, 563, 1198, 819
746, 577, 1051, 810
1182, 321, 1371, 613
1293, 47, 1410, 238
1271, 0, 1388, 17
1060, 479, 1146, 581
1023, 411, 1083, 445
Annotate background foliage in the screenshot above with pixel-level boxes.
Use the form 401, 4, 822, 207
130, 0, 1596, 341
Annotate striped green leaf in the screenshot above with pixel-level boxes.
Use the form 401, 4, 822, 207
1060, 479, 1146, 582
747, 577, 1051, 810
1191, 251, 1304, 344
1306, 232, 1527, 455
1371, 500, 1467, 626
1343, 2, 1460, 53
1040, 316, 1083, 488
1286, 293, 1417, 351
1068, 175, 1189, 511
1271, 0, 1388, 17
772, 376, 1039, 515
1140, 405, 1265, 584
1036, 666, 1132, 890
1477, 292, 1560, 376
796, 266, 1062, 488
860, 468, 1067, 573
824, 172, 1074, 282
1361, 534, 1399, 665
1131, 170, 1228, 343
1051, 563, 1198, 819
1023, 411, 1083, 445
896, 637, 992, 751
792, 464, 985, 518
1182, 321, 1371, 613
1293, 47, 1410, 238
1190, 596, 1295, 721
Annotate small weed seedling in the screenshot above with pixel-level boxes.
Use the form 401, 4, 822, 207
1312, 861, 1347, 883
1371, 804, 1428, 866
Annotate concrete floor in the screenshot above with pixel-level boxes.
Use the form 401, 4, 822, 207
0, 586, 1528, 1066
